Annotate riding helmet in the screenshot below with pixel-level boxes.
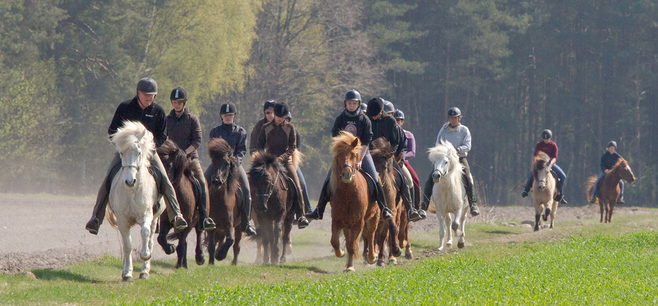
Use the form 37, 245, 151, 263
383, 100, 395, 114
170, 87, 187, 101
394, 109, 405, 120
137, 77, 157, 95
366, 97, 384, 118
220, 102, 237, 115
273, 102, 289, 117
344, 89, 362, 102
608, 141, 617, 148
285, 112, 292, 121
542, 129, 552, 139
360, 103, 368, 111
447, 107, 461, 117
263, 100, 276, 111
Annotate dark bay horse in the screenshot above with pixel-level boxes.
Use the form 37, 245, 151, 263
248, 152, 296, 265
369, 137, 403, 266
586, 158, 636, 223
205, 138, 243, 265
329, 132, 379, 271
156, 140, 204, 269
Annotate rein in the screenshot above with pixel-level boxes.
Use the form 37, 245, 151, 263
256, 168, 280, 200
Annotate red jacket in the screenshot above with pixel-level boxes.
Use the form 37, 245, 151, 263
534, 140, 558, 161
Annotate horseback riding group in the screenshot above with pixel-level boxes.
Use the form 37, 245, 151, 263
84, 77, 636, 278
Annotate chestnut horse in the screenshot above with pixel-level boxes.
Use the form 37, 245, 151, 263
585, 158, 635, 223
369, 137, 403, 266
531, 152, 557, 231
156, 140, 205, 269
329, 132, 379, 271
205, 138, 243, 265
248, 152, 296, 265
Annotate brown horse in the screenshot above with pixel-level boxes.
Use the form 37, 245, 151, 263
248, 152, 296, 265
369, 137, 403, 266
329, 132, 379, 271
205, 138, 243, 265
531, 152, 557, 231
156, 140, 205, 269
586, 158, 635, 223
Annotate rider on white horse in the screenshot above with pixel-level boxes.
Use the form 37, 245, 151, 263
85, 77, 188, 235
420, 107, 480, 217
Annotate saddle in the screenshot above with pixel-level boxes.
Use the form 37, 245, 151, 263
359, 169, 379, 204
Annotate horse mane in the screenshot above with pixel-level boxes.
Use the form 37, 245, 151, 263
157, 140, 190, 182
330, 131, 362, 193
532, 151, 550, 178
249, 151, 285, 182
110, 121, 154, 166
611, 158, 628, 172
370, 137, 392, 161
207, 138, 239, 193
427, 140, 462, 174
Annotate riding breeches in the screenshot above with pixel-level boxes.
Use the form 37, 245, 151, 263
296, 167, 311, 212
283, 160, 305, 216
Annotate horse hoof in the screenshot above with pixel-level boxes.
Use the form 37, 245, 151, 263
344, 267, 355, 272
122, 276, 134, 282
405, 252, 413, 260
457, 241, 465, 249
335, 249, 345, 258
175, 263, 181, 269
367, 256, 376, 265
392, 247, 402, 258
140, 254, 151, 261
534, 227, 539, 232
164, 245, 175, 255
451, 222, 459, 231
280, 257, 287, 264
231, 259, 238, 266
196, 256, 205, 266
376, 260, 385, 267
139, 272, 149, 279
446, 241, 453, 248
389, 258, 398, 265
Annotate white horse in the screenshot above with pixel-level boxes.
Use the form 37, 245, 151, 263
106, 121, 164, 281
428, 140, 468, 250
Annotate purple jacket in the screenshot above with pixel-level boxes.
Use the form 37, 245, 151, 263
403, 130, 416, 160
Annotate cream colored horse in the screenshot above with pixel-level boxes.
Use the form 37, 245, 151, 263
428, 141, 467, 250
106, 121, 164, 281
531, 152, 557, 231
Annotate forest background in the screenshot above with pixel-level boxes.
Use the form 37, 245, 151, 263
2, 0, 657, 206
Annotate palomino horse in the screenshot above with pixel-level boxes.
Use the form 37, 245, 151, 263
531, 152, 557, 231
105, 121, 163, 281
205, 138, 243, 265
369, 137, 403, 266
586, 158, 635, 223
428, 140, 467, 250
329, 132, 379, 271
248, 152, 296, 265
156, 140, 205, 269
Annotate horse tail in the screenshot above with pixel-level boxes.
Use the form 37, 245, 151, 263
585, 175, 597, 203
106, 206, 118, 228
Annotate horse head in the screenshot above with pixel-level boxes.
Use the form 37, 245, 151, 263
532, 152, 551, 191
248, 152, 284, 212
428, 140, 459, 183
157, 140, 189, 183
370, 137, 394, 183
331, 132, 361, 186
613, 159, 636, 184
111, 121, 154, 188
208, 138, 234, 187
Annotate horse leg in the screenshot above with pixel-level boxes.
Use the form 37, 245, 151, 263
604, 201, 610, 224
445, 213, 454, 248
208, 230, 216, 265
457, 208, 467, 249
140, 216, 159, 279
232, 227, 242, 266
195, 228, 205, 266
331, 221, 344, 258
118, 224, 133, 282
365, 215, 378, 265
599, 200, 605, 223
280, 214, 293, 264
534, 200, 542, 231
255, 224, 264, 265
437, 214, 446, 251
344, 228, 355, 271
376, 221, 387, 266
549, 200, 557, 229
216, 230, 232, 262
272, 220, 282, 265
176, 230, 189, 269
157, 218, 175, 255
608, 202, 615, 223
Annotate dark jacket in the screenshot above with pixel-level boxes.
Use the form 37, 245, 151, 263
249, 117, 269, 154
165, 108, 202, 159
209, 123, 248, 164
257, 121, 296, 162
295, 130, 303, 152
331, 109, 373, 147
600, 151, 623, 171
109, 97, 167, 147
370, 113, 401, 152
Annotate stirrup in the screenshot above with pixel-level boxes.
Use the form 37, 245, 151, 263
418, 209, 427, 219
408, 209, 422, 222
203, 218, 216, 231
382, 207, 393, 220
297, 216, 309, 229
305, 207, 322, 220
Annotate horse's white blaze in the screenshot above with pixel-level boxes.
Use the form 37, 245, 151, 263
428, 141, 468, 251
107, 121, 163, 280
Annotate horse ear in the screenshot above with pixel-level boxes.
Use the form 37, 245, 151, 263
350, 138, 359, 148
137, 127, 147, 141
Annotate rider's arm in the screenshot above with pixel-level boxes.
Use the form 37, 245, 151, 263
404, 131, 416, 160
235, 128, 248, 163
455, 127, 471, 154
186, 114, 202, 155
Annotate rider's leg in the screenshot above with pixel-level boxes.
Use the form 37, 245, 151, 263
151, 153, 188, 231
590, 172, 605, 203
460, 157, 479, 216
85, 153, 121, 235
361, 152, 393, 220
297, 166, 312, 213
190, 159, 216, 231
306, 170, 331, 220
285, 161, 309, 228
237, 164, 257, 235
552, 164, 567, 203
404, 161, 426, 219
618, 180, 625, 204
420, 174, 433, 211
522, 171, 533, 196
393, 162, 421, 221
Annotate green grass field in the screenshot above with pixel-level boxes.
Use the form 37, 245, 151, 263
1, 210, 657, 305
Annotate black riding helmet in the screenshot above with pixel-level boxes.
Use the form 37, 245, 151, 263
366, 97, 384, 118
394, 109, 405, 120
170, 87, 187, 101
383, 100, 395, 114
608, 141, 617, 148
220, 102, 237, 115
344, 89, 361, 102
137, 77, 157, 95
285, 112, 292, 121
448, 107, 461, 117
542, 129, 552, 139
273, 102, 289, 117
263, 100, 276, 112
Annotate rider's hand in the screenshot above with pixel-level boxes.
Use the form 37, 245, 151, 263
355, 160, 363, 170
604, 169, 610, 174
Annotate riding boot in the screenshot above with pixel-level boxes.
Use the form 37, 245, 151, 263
375, 182, 393, 220
414, 184, 427, 219
240, 191, 257, 236
86, 155, 122, 235
464, 174, 480, 217
420, 174, 433, 211
396, 172, 421, 222
151, 156, 188, 231
306, 180, 330, 220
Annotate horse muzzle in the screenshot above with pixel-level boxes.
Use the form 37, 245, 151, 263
340, 165, 356, 183
432, 171, 443, 183
125, 179, 136, 187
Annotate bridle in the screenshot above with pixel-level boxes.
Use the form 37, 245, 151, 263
256, 169, 281, 203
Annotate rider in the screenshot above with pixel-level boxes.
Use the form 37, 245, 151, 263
367, 97, 422, 222
521, 129, 568, 204
165, 87, 216, 231
256, 102, 310, 229
306, 89, 393, 221
85, 77, 188, 235
208, 102, 258, 236
590, 141, 624, 204
420, 107, 480, 216
284, 112, 312, 213
394, 109, 426, 219
249, 100, 276, 155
